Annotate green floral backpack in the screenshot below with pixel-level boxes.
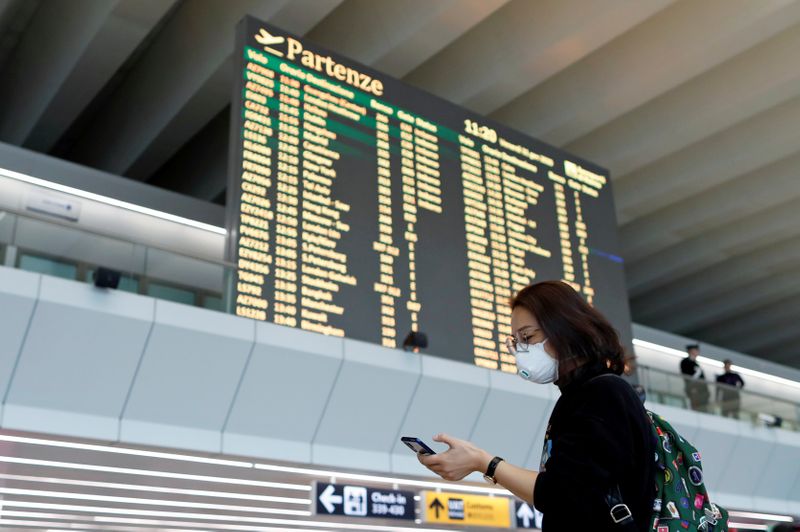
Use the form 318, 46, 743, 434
647, 411, 729, 532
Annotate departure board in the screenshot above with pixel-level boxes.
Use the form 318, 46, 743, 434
225, 16, 633, 372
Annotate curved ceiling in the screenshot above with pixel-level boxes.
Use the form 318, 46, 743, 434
0, 0, 798, 366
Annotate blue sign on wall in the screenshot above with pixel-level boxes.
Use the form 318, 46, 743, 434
315, 482, 415, 520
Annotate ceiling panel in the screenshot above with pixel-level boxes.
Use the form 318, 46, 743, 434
490, 0, 800, 145
565, 21, 800, 178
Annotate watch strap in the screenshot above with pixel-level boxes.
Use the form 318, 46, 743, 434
485, 456, 504, 479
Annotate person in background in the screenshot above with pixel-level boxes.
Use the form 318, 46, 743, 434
680, 344, 709, 412
716, 359, 744, 418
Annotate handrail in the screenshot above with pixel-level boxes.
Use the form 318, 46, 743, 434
0, 207, 237, 269
636, 363, 800, 430
638, 363, 800, 407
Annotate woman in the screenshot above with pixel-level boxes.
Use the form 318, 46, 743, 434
418, 281, 655, 531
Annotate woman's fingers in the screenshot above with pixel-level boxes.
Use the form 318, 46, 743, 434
432, 433, 460, 448
419, 453, 442, 466
419, 434, 483, 482
417, 454, 451, 479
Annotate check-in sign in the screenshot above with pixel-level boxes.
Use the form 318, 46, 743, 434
315, 482, 414, 520
422, 491, 511, 528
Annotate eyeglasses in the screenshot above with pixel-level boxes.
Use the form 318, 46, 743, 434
505, 331, 531, 356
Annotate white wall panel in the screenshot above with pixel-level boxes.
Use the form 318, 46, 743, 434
3, 275, 152, 440
223, 321, 343, 463
756, 430, 800, 515
390, 356, 490, 476
645, 402, 701, 443
750, 428, 800, 514
791, 480, 800, 515
120, 300, 253, 452
689, 413, 741, 493
717, 424, 775, 510
473, 371, 555, 472
0, 267, 39, 422
312, 338, 421, 471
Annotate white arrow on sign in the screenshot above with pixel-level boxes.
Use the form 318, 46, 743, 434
319, 484, 343, 513
517, 502, 535, 528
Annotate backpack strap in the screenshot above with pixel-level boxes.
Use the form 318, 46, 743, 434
605, 484, 638, 530
587, 374, 643, 529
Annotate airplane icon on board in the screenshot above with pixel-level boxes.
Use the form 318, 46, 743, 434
255, 28, 285, 57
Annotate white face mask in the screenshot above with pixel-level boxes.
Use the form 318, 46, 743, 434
515, 339, 559, 384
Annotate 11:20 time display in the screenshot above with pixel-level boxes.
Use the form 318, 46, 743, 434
464, 119, 497, 143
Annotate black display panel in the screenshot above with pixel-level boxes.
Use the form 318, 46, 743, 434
226, 16, 633, 372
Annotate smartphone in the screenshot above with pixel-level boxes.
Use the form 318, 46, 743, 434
401, 436, 436, 455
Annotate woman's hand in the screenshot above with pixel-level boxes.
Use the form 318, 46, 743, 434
417, 433, 492, 482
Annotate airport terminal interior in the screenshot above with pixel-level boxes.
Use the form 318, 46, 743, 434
0, 1, 799, 531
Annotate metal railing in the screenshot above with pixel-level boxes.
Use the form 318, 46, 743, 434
637, 364, 800, 431
0, 208, 234, 311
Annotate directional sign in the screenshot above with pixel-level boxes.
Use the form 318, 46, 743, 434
319, 484, 344, 514
422, 491, 511, 528
315, 482, 414, 520
513, 500, 542, 529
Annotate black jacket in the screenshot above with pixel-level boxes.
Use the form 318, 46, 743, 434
716, 371, 744, 400
533, 365, 656, 531
680, 357, 705, 379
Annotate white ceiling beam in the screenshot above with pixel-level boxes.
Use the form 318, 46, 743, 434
125, 53, 234, 182
148, 108, 229, 201
733, 316, 800, 354
626, 199, 800, 297
403, 0, 672, 115
307, 0, 510, 78
0, 0, 40, 73
691, 296, 800, 347
489, 0, 800, 146
758, 342, 800, 366
620, 147, 800, 263
21, 0, 178, 153
615, 93, 800, 235
650, 270, 800, 334
631, 235, 800, 322
65, 0, 341, 180
0, 0, 19, 27
565, 21, 800, 178
0, 0, 120, 144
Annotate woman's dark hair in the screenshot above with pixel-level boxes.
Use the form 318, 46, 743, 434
509, 280, 625, 381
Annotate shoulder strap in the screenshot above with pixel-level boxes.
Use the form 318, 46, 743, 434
588, 374, 645, 529
606, 485, 637, 530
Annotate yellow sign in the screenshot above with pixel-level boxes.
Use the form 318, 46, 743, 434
422, 491, 511, 528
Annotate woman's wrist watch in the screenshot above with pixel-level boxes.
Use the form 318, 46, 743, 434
483, 456, 504, 484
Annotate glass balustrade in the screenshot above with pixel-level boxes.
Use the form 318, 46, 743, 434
637, 364, 800, 431
2, 207, 799, 431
